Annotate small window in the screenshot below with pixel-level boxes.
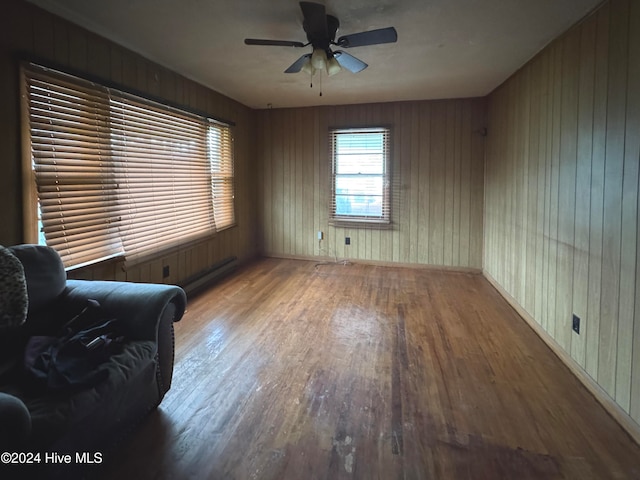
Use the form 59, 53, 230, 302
330, 127, 391, 226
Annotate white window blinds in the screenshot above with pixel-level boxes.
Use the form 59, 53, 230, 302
330, 127, 391, 226
209, 124, 235, 229
23, 63, 235, 269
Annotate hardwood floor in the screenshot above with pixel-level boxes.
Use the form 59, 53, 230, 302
96, 258, 640, 479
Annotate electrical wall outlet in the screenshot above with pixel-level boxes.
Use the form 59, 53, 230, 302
317, 231, 323, 240
572, 314, 580, 334
162, 265, 170, 278
345, 237, 351, 245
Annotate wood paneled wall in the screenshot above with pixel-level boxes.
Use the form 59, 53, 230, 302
0, 0, 258, 284
484, 0, 640, 430
256, 100, 486, 269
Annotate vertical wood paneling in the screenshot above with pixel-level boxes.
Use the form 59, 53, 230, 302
273, 111, 284, 255
547, 41, 562, 341
452, 102, 462, 267
599, 0, 628, 397
302, 108, 314, 256
0, 1, 30, 245
616, 0, 637, 412
541, 48, 553, 334
68, 27, 87, 71
459, 102, 471, 268
630, 0, 640, 424
513, 73, 525, 303
586, 4, 610, 380
1, 0, 258, 284
257, 99, 485, 269
533, 53, 547, 324
444, 102, 456, 266
392, 104, 403, 263
430, 101, 447, 265
262, 110, 273, 255
556, 31, 579, 353
417, 103, 431, 265
470, 100, 485, 267
312, 109, 321, 257
32, 8, 54, 60
521, 65, 535, 314
409, 104, 420, 264
485, 0, 640, 431
572, 11, 597, 368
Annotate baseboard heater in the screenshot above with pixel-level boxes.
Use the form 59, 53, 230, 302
181, 255, 238, 296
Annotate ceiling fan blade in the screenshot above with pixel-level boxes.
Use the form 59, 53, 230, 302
300, 1, 328, 40
336, 27, 398, 48
334, 51, 368, 73
285, 54, 311, 73
245, 39, 305, 48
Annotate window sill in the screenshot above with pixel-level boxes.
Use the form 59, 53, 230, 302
329, 218, 393, 230
215, 222, 237, 233
65, 252, 125, 272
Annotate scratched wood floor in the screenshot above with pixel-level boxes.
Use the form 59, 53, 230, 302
95, 258, 640, 479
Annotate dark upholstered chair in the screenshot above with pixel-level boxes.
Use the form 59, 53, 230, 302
0, 244, 186, 477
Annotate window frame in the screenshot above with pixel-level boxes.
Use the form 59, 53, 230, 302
329, 126, 392, 228
21, 62, 236, 270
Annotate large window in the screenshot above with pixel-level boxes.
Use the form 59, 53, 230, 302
330, 127, 391, 226
22, 63, 234, 269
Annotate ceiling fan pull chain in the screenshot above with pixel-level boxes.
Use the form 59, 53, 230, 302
319, 70, 322, 97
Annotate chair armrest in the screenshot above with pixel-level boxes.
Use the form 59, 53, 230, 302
63, 280, 186, 341
0, 392, 31, 450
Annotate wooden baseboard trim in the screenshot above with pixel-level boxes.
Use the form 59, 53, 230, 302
483, 269, 640, 446
262, 253, 482, 274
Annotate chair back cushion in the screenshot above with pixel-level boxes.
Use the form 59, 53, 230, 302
8, 245, 66, 315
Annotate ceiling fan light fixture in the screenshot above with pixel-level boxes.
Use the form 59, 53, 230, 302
301, 57, 316, 75
311, 48, 328, 70
327, 56, 341, 76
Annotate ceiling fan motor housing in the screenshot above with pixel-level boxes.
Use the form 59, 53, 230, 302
303, 12, 339, 54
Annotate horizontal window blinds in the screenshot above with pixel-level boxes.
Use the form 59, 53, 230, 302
209, 123, 235, 229
27, 70, 124, 267
23, 63, 234, 268
330, 127, 391, 225
109, 94, 216, 263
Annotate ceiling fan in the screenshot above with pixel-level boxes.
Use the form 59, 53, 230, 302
244, 1, 398, 76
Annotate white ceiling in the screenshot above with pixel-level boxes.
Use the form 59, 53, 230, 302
26, 0, 602, 110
